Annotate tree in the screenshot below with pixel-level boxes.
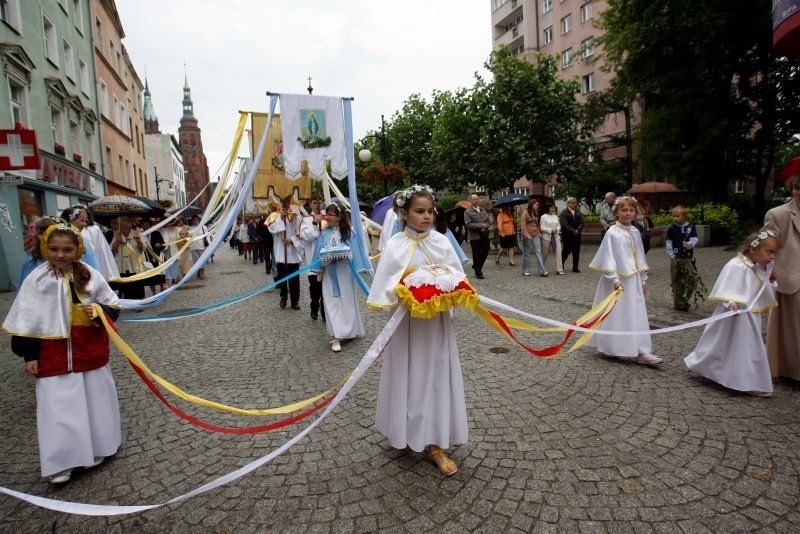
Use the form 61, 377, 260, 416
598, 0, 800, 208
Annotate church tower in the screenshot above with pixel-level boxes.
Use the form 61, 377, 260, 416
178, 71, 210, 208
143, 78, 160, 134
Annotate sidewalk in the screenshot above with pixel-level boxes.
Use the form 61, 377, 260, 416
1, 243, 799, 531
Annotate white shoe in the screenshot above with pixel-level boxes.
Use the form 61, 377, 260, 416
331, 339, 341, 352
634, 353, 663, 365
49, 470, 72, 484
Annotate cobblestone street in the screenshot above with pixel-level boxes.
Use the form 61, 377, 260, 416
1, 242, 799, 532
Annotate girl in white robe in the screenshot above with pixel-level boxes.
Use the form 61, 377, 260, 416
2, 224, 122, 484
310, 204, 364, 351
684, 231, 780, 396
367, 186, 468, 476
588, 196, 662, 365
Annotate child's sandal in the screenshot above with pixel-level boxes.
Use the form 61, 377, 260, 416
427, 447, 457, 476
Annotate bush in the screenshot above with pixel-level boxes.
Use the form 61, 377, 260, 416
583, 213, 600, 223
650, 203, 740, 246
651, 212, 673, 227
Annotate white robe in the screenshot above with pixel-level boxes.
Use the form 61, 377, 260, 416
367, 228, 469, 452
684, 254, 777, 393
268, 214, 302, 264
316, 228, 364, 340
588, 223, 652, 357
82, 225, 119, 280
377, 209, 398, 253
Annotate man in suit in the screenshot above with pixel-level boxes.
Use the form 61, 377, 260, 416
600, 192, 616, 237
560, 197, 584, 273
247, 216, 260, 265
463, 194, 491, 279
763, 174, 800, 380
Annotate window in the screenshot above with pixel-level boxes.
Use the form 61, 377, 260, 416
1, 0, 22, 32
70, 120, 79, 155
57, 0, 67, 13
547, 184, 556, 197
51, 108, 63, 145
582, 72, 596, 94
494, 0, 507, 8
9, 77, 29, 127
42, 12, 58, 65
581, 36, 595, 58
78, 58, 89, 94
543, 26, 553, 45
580, 3, 591, 23
542, 0, 552, 13
561, 14, 572, 35
562, 48, 573, 68
113, 95, 120, 126
99, 79, 109, 116
72, 0, 83, 33
734, 179, 744, 194
63, 39, 75, 80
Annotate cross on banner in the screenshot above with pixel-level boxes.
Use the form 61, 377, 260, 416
0, 129, 40, 171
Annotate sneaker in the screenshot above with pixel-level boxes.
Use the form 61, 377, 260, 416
49, 470, 72, 484
634, 353, 663, 365
85, 456, 105, 468
523, 272, 531, 276
748, 390, 773, 398
557, 271, 566, 275
331, 339, 342, 352
540, 272, 549, 277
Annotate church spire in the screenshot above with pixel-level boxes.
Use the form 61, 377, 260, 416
143, 76, 160, 134
182, 64, 194, 119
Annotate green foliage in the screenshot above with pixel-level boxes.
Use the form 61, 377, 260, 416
597, 0, 800, 205
651, 203, 741, 245
437, 193, 464, 211
583, 213, 600, 223
650, 211, 673, 227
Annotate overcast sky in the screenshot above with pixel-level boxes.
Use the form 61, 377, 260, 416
116, 1, 493, 180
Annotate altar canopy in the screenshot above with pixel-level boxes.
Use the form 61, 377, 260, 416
280, 94, 348, 180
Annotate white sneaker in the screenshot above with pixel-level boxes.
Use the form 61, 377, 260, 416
331, 339, 341, 352
49, 470, 72, 484
634, 353, 663, 365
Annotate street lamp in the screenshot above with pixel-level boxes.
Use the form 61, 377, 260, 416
154, 166, 175, 202
357, 114, 390, 195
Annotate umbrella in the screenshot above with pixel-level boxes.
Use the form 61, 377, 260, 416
493, 193, 529, 208
88, 195, 151, 217
627, 181, 679, 194
777, 156, 800, 180
132, 195, 166, 217
444, 200, 472, 227
370, 194, 396, 224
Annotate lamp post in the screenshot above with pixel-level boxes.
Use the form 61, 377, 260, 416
357, 115, 390, 196
154, 166, 175, 202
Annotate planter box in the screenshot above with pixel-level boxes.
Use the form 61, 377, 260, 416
695, 224, 711, 247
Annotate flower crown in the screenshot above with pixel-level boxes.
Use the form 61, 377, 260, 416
395, 184, 436, 208
749, 229, 776, 249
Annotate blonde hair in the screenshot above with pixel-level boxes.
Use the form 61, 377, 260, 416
612, 196, 638, 216
671, 205, 688, 216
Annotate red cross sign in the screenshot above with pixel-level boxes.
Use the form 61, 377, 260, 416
0, 129, 40, 171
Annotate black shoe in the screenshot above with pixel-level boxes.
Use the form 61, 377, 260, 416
280, 297, 287, 309
310, 310, 318, 320
321, 313, 326, 323
291, 303, 300, 310
475, 271, 485, 279
572, 269, 581, 273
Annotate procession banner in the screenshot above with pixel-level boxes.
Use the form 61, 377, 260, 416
279, 94, 347, 180
250, 113, 312, 201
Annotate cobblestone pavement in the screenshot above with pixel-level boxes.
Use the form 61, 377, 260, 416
1, 242, 799, 532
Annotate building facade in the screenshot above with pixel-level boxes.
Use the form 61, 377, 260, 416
143, 78, 185, 208
178, 74, 210, 208
0, 0, 106, 290
490, 0, 638, 184
91, 0, 138, 195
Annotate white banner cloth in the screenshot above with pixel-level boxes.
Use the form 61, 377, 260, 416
280, 94, 347, 180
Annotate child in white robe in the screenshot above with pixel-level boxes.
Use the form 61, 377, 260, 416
310, 203, 364, 352
684, 231, 780, 397
367, 185, 468, 477
588, 196, 662, 365
2, 224, 122, 484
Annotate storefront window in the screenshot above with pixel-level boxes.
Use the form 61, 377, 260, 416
17, 188, 43, 227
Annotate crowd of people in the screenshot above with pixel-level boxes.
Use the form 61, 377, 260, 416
2, 174, 799, 486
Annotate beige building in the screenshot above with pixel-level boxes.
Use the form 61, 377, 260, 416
490, 0, 637, 190
91, 0, 144, 195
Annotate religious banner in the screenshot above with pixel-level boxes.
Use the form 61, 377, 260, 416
0, 129, 40, 171
279, 94, 347, 180
251, 112, 312, 200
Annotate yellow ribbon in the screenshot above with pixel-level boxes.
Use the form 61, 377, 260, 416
93, 304, 349, 415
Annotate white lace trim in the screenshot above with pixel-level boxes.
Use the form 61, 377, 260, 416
402, 264, 466, 293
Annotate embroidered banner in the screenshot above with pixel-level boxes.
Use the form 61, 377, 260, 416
280, 94, 347, 180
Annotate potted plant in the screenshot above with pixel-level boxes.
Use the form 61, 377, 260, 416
73, 153, 83, 164
88, 161, 97, 171
14, 121, 27, 130
54, 142, 66, 156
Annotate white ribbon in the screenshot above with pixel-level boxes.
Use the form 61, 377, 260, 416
0, 308, 407, 516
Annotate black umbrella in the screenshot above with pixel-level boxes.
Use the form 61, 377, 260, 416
133, 195, 166, 217
493, 193, 529, 208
